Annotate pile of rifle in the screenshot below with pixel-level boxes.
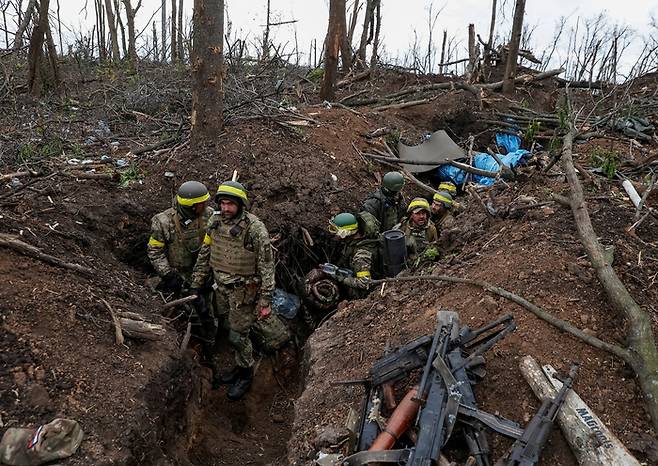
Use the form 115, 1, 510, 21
339, 310, 579, 466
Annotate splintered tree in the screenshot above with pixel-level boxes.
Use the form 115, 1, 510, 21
13, 0, 37, 50
502, 0, 526, 94
191, 0, 225, 147
122, 0, 141, 67
171, 0, 177, 62
320, 0, 346, 100
27, 0, 50, 96
104, 0, 120, 61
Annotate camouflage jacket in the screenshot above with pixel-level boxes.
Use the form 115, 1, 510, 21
361, 188, 405, 232
336, 237, 379, 295
191, 210, 275, 307
396, 218, 438, 258
147, 206, 214, 282
432, 211, 456, 230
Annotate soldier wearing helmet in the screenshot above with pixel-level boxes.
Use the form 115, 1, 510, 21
361, 171, 406, 232
438, 181, 457, 196
431, 190, 456, 229
325, 211, 381, 298
190, 180, 288, 401
147, 180, 213, 292
394, 197, 438, 262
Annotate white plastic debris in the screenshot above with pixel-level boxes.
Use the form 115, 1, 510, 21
622, 180, 642, 208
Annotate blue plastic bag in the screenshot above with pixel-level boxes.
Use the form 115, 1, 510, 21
272, 288, 300, 319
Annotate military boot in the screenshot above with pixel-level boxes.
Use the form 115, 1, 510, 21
227, 367, 253, 401
213, 366, 240, 389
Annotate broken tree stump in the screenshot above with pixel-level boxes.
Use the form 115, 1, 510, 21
519, 355, 640, 466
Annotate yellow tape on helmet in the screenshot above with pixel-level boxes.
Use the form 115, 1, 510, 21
217, 184, 248, 201
176, 192, 210, 206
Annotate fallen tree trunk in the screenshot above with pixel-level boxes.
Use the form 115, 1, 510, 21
561, 124, 658, 433
519, 356, 640, 466
0, 233, 93, 276
118, 314, 166, 341
368, 68, 563, 103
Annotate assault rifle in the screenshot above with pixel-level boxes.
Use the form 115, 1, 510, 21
496, 363, 579, 466
341, 311, 521, 466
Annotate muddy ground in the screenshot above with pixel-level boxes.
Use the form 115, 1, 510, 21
1, 62, 657, 465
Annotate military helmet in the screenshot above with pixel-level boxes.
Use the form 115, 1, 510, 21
329, 212, 359, 238
407, 197, 431, 214
176, 181, 210, 206
216, 180, 248, 206
382, 172, 404, 192
433, 191, 454, 209
438, 181, 457, 195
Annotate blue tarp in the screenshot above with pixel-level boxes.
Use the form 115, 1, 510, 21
496, 133, 521, 153
436, 134, 530, 186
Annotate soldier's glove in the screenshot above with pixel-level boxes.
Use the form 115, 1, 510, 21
188, 288, 209, 318
162, 270, 184, 292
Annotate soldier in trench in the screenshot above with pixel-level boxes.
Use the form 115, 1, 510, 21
431, 190, 457, 229
147, 180, 218, 360
304, 212, 381, 314
361, 171, 406, 232
393, 197, 439, 265
189, 180, 289, 401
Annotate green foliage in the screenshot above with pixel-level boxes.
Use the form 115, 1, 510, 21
423, 247, 440, 261
524, 121, 541, 144
384, 129, 401, 151
548, 135, 562, 153
590, 147, 620, 179
557, 107, 569, 131
307, 68, 324, 82
17, 138, 65, 164
119, 163, 142, 188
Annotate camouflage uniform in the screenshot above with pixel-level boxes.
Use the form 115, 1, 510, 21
147, 206, 214, 282
432, 210, 456, 230
191, 210, 288, 369
396, 217, 438, 261
147, 205, 216, 350
335, 238, 379, 298
361, 188, 405, 232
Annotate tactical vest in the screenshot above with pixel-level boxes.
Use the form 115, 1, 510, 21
209, 213, 258, 276
373, 190, 403, 231
167, 209, 210, 276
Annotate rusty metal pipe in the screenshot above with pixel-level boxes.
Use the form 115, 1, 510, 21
368, 386, 419, 452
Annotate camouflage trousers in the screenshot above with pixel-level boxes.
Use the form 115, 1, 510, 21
215, 282, 290, 368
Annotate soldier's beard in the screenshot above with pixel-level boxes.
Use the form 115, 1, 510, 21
221, 206, 241, 219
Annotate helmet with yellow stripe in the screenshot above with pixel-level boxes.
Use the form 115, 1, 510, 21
216, 180, 249, 207
438, 181, 457, 195
432, 191, 454, 209
176, 181, 210, 207
407, 197, 431, 214
329, 212, 359, 239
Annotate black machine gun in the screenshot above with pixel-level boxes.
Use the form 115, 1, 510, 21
341, 310, 577, 466
496, 363, 580, 466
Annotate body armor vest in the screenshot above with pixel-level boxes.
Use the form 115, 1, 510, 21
209, 213, 258, 276
167, 209, 210, 277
